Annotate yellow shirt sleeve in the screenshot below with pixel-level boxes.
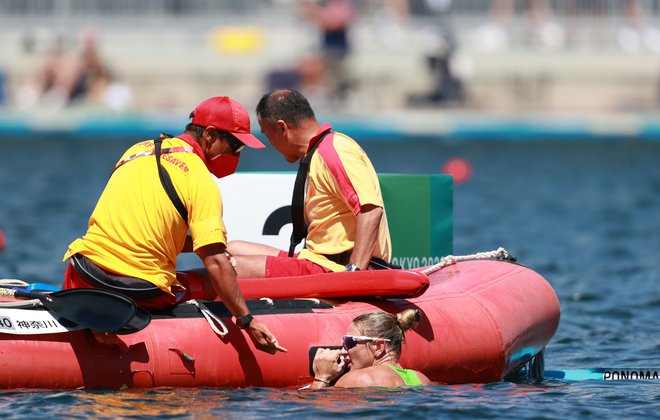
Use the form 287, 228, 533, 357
189, 168, 227, 252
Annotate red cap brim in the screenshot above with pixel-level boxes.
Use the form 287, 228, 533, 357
233, 132, 266, 149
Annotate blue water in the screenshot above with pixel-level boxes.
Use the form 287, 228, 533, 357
1, 135, 659, 417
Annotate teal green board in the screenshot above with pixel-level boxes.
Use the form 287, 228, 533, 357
378, 174, 453, 269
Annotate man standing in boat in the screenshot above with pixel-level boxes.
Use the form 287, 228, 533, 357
62, 96, 286, 354
229, 89, 393, 277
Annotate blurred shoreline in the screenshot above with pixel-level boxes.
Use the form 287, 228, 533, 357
1, 1, 660, 139
1, 108, 659, 142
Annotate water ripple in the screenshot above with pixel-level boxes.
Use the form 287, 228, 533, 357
1, 138, 659, 417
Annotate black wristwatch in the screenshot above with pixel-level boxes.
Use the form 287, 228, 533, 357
236, 313, 253, 329
345, 263, 360, 272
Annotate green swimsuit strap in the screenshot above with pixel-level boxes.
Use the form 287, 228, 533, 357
387, 364, 422, 386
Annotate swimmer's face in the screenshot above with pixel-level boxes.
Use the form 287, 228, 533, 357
341, 324, 375, 370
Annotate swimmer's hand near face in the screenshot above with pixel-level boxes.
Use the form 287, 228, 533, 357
311, 348, 346, 387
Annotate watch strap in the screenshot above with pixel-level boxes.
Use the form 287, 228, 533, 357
345, 263, 360, 272
236, 313, 253, 329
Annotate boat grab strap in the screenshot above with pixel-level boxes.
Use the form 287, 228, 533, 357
186, 299, 229, 336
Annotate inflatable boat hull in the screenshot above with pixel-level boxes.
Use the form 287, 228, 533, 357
0, 260, 560, 389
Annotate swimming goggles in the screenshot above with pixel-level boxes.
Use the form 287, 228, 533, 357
341, 335, 391, 350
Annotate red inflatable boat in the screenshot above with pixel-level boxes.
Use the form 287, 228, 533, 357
0, 255, 560, 389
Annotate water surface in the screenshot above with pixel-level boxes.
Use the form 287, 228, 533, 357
0, 136, 658, 417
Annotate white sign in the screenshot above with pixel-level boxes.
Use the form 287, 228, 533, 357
0, 308, 83, 335
216, 173, 296, 250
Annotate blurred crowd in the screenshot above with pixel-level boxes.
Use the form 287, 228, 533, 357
471, 0, 660, 53
266, 0, 464, 108
274, 0, 660, 108
0, 0, 659, 113
11, 27, 133, 111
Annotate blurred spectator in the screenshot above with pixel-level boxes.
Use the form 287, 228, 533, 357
16, 27, 132, 111
75, 27, 133, 110
617, 0, 660, 54
298, 0, 355, 102
265, 52, 332, 109
408, 0, 465, 106
470, 0, 512, 51
471, 0, 565, 51
525, 0, 565, 49
295, 52, 333, 107
0, 68, 6, 106
561, 0, 608, 47
16, 34, 78, 108
356, 0, 413, 49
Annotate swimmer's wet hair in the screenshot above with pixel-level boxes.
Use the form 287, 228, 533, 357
352, 309, 422, 359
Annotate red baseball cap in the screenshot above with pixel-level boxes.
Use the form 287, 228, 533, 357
191, 96, 265, 149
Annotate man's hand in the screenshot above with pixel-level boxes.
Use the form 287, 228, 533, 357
225, 251, 237, 268
197, 243, 285, 355
245, 319, 288, 354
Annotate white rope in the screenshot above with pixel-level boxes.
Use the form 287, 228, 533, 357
0, 279, 30, 288
0, 280, 42, 307
297, 298, 321, 305
0, 299, 42, 308
259, 297, 274, 307
421, 247, 515, 276
186, 299, 229, 337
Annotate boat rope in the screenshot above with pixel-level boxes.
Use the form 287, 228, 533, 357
0, 279, 42, 308
259, 297, 274, 307
421, 247, 516, 276
0, 279, 30, 288
186, 299, 229, 337
0, 299, 42, 308
297, 298, 321, 305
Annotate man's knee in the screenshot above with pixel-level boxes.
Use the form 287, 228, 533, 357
228, 240, 281, 256
234, 254, 267, 278
227, 240, 255, 255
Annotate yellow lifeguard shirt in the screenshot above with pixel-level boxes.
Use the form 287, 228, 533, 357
299, 124, 392, 271
63, 135, 226, 295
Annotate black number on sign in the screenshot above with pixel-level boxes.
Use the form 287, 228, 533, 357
1, 317, 12, 328
262, 205, 292, 235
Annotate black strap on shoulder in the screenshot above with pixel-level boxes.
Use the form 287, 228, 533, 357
154, 135, 188, 224
289, 131, 331, 257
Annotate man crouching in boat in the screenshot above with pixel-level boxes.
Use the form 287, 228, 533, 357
311, 309, 431, 388
62, 96, 286, 354
229, 89, 394, 276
